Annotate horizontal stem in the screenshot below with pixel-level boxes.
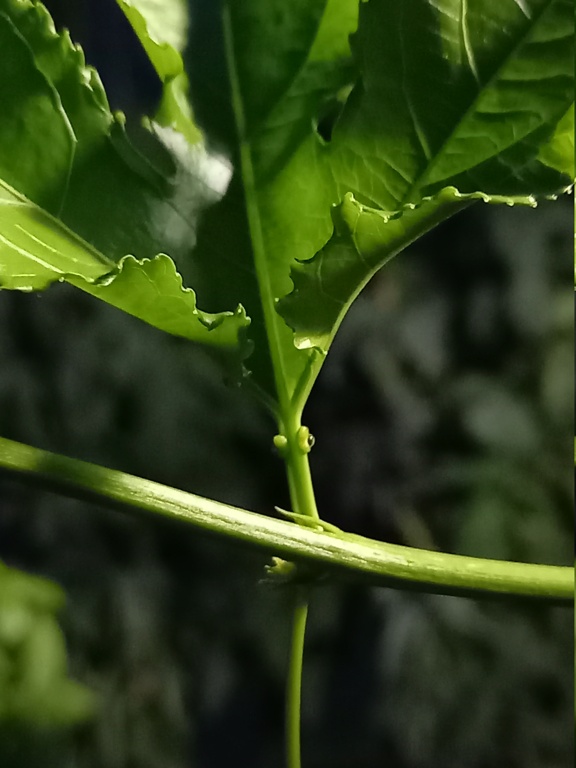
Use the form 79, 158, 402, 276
0, 435, 572, 602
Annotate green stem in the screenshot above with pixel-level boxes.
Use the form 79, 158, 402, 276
280, 416, 319, 768
222, 13, 318, 764
283, 419, 319, 523
286, 594, 308, 768
0, 435, 572, 602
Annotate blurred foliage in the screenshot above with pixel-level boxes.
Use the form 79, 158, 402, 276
0, 1, 573, 767
0, 559, 93, 726
0, 560, 94, 767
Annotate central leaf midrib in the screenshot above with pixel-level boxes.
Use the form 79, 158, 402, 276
402, 0, 558, 205
222, 5, 291, 413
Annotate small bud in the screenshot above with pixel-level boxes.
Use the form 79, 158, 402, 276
273, 434, 289, 455
296, 426, 315, 453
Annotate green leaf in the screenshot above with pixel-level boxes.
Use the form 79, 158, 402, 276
117, 0, 188, 79
537, 105, 575, 178
276, 0, 575, 358
71, 254, 249, 351
0, 0, 211, 258
0, 560, 94, 727
0, 180, 249, 351
186, 0, 573, 409
329, 0, 574, 206
186, 0, 360, 404
278, 188, 539, 353
0, 179, 113, 291
0, 0, 247, 365
116, 0, 201, 145
1, 0, 573, 410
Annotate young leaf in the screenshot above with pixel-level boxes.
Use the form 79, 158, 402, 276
0, 0, 247, 364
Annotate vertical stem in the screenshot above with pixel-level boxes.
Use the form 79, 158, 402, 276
286, 593, 309, 768
222, 11, 319, 766
283, 417, 319, 522
282, 419, 318, 768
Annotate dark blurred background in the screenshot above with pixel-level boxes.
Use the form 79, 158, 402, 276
0, 1, 573, 767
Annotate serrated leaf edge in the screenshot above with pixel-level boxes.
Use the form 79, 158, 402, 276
278, 183, 573, 353
89, 253, 249, 334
